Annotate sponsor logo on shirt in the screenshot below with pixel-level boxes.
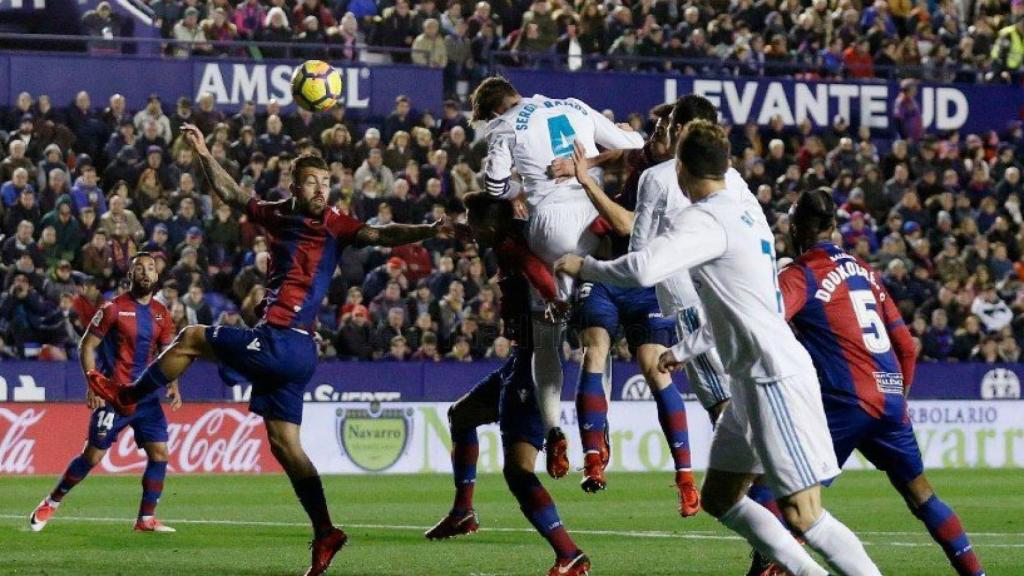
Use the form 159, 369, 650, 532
873, 371, 904, 395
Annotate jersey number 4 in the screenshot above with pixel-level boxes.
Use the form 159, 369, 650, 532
547, 114, 577, 158
850, 290, 891, 354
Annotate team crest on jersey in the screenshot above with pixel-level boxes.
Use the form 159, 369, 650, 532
336, 403, 413, 472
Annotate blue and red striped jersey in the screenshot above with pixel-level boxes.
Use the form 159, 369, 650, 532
779, 242, 917, 422
88, 293, 175, 386
247, 198, 365, 331
494, 222, 557, 347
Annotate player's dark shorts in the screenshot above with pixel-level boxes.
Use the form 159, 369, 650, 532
822, 400, 924, 486
88, 397, 168, 450
577, 282, 676, 353
207, 323, 318, 425
451, 347, 545, 450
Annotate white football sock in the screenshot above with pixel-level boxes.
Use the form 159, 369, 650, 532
719, 497, 828, 576
531, 321, 564, 433
602, 347, 613, 399
802, 510, 882, 576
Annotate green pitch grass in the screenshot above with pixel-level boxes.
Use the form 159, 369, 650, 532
1, 470, 1021, 575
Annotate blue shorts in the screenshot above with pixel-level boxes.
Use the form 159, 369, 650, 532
577, 282, 676, 353
823, 401, 924, 486
89, 398, 168, 450
461, 348, 545, 450
207, 324, 318, 425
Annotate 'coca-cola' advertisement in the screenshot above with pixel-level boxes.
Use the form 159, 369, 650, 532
0, 404, 281, 475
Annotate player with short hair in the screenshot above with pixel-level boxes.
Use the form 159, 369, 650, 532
30, 253, 180, 533
425, 192, 590, 576
744, 187, 985, 576
88, 124, 459, 576
551, 101, 719, 514
472, 76, 644, 478
556, 121, 880, 576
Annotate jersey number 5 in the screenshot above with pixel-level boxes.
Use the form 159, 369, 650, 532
548, 114, 577, 158
850, 289, 892, 354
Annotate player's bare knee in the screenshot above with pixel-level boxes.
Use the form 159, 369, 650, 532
82, 445, 106, 466
902, 474, 935, 508
637, 345, 670, 389
145, 443, 169, 462
778, 491, 824, 533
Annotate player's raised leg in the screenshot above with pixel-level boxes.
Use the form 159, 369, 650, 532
30, 444, 103, 532
88, 325, 214, 414
636, 343, 699, 516
425, 370, 501, 540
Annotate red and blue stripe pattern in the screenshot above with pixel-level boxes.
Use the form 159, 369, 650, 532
780, 243, 907, 422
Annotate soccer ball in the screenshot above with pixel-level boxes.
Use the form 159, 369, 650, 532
290, 60, 343, 112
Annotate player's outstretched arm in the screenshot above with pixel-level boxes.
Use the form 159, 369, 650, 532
567, 140, 634, 236
182, 123, 249, 211
357, 215, 465, 247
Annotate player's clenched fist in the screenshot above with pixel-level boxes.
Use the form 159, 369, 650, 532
180, 123, 211, 157
554, 254, 584, 278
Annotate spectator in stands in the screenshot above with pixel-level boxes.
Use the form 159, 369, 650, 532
363, 257, 408, 302
295, 15, 329, 59
445, 334, 474, 362
384, 96, 417, 143
294, 0, 335, 30
1, 140, 37, 185
258, 7, 292, 59
232, 250, 268, 302
336, 304, 373, 360
412, 331, 441, 361
378, 0, 418, 64
354, 149, 395, 199
182, 282, 214, 325
372, 307, 407, 356
1, 165, 33, 208
412, 18, 448, 68
0, 272, 66, 351
133, 95, 172, 144
369, 280, 405, 324
382, 335, 410, 361
81, 1, 124, 53
202, 7, 239, 55
972, 287, 1014, 333
233, 0, 265, 39
5, 186, 42, 235
256, 114, 294, 158
174, 7, 213, 58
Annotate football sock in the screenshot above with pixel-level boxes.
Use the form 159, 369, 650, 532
505, 470, 579, 560
719, 496, 828, 576
913, 494, 985, 576
802, 510, 882, 576
450, 426, 479, 515
138, 460, 167, 519
531, 322, 564, 433
49, 455, 94, 503
575, 371, 607, 455
126, 363, 173, 403
747, 482, 785, 524
291, 475, 334, 538
652, 384, 691, 471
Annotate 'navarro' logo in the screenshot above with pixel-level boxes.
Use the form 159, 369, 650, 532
336, 403, 413, 472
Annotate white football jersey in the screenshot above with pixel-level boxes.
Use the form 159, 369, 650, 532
632, 161, 751, 315
483, 94, 643, 209
581, 179, 816, 382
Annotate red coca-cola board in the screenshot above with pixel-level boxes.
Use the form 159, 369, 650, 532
0, 403, 282, 475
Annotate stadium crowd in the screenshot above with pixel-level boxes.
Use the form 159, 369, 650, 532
0, 83, 1022, 365
74, 0, 1024, 88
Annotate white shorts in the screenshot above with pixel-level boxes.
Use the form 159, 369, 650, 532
708, 374, 840, 497
527, 199, 600, 302
674, 307, 732, 411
